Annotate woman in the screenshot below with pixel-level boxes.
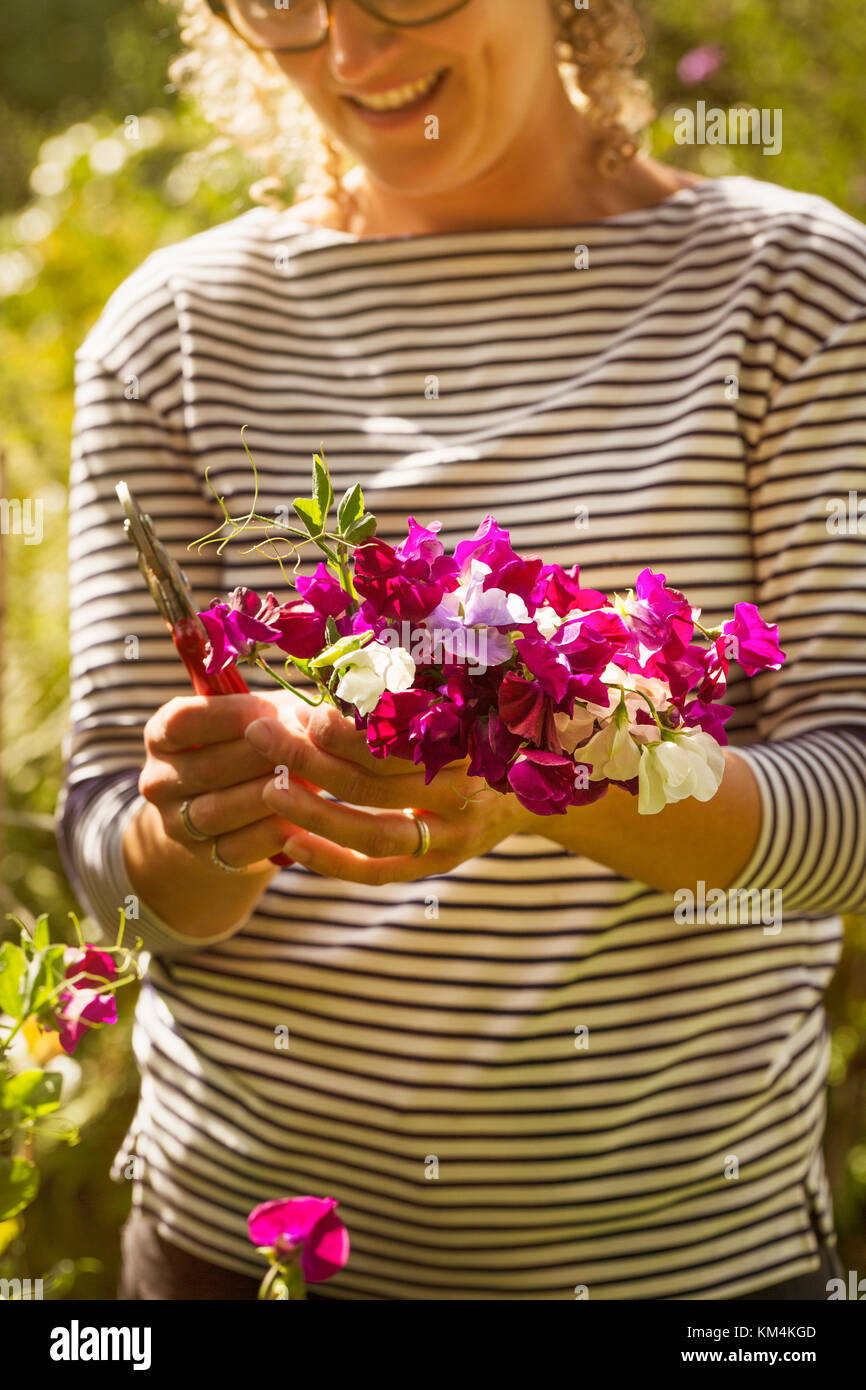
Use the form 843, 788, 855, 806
58, 0, 866, 1300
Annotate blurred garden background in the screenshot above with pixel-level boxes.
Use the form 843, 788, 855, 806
1, 0, 865, 1297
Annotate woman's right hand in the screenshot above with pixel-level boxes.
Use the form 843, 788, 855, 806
137, 691, 304, 871
122, 691, 305, 939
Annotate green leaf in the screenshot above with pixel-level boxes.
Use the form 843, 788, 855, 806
0, 1069, 62, 1119
0, 1158, 39, 1221
0, 943, 26, 1019
325, 616, 340, 645
337, 482, 364, 533
309, 630, 375, 671
32, 916, 51, 952
312, 453, 333, 524
293, 497, 322, 535
345, 514, 377, 545
28, 945, 67, 1015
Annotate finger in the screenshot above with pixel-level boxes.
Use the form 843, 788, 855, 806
141, 738, 284, 801
244, 718, 426, 810
146, 694, 281, 753
182, 775, 298, 839
278, 827, 449, 885
261, 775, 446, 858
304, 703, 417, 775
210, 815, 299, 872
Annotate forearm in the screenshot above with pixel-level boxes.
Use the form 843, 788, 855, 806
122, 798, 278, 939
538, 749, 761, 894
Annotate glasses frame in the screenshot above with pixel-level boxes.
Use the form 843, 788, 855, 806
206, 0, 473, 54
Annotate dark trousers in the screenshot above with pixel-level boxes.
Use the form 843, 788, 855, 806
117, 1204, 842, 1301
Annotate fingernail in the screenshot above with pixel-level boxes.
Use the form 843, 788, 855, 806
281, 836, 310, 864
245, 718, 276, 756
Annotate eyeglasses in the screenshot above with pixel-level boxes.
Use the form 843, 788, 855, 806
206, 0, 473, 54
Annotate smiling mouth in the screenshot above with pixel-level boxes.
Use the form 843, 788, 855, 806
344, 68, 448, 115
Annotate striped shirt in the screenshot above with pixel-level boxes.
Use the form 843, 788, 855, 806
57, 175, 866, 1300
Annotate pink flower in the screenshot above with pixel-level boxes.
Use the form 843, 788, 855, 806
248, 1197, 350, 1285
295, 562, 351, 619
53, 947, 118, 1054
721, 603, 785, 676
678, 45, 726, 85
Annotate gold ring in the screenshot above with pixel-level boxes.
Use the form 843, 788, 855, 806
211, 840, 250, 875
181, 798, 211, 842
403, 809, 431, 857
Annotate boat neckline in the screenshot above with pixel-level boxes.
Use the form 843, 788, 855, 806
266, 178, 729, 246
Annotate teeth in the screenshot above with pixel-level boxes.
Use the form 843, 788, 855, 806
353, 72, 440, 112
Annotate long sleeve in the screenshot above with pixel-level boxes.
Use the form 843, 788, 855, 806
731, 240, 866, 914
56, 265, 254, 956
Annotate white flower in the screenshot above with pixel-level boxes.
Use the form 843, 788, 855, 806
585, 664, 673, 744
332, 642, 416, 716
637, 729, 726, 815
553, 706, 597, 752
532, 605, 564, 640
578, 719, 643, 782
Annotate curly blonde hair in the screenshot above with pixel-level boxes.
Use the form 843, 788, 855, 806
161, 0, 654, 220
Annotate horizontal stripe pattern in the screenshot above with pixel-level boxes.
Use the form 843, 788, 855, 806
57, 175, 866, 1298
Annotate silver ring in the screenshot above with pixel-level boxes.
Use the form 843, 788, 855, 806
181, 798, 211, 843
211, 840, 250, 875
403, 809, 431, 857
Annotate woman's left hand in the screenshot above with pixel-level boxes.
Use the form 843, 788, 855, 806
244, 703, 534, 884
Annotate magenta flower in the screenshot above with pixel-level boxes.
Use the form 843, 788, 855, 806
721, 603, 785, 676
507, 749, 605, 815
453, 515, 523, 584
552, 611, 627, 676
365, 688, 433, 760
499, 672, 561, 750
681, 697, 735, 743
409, 700, 471, 781
395, 517, 453, 569
53, 946, 118, 1054
514, 636, 574, 703
199, 588, 285, 673
271, 599, 329, 659
295, 562, 351, 619
353, 537, 455, 623
248, 1197, 350, 1285
534, 564, 607, 618
490, 553, 545, 604
678, 44, 726, 85
467, 713, 522, 790
624, 570, 695, 661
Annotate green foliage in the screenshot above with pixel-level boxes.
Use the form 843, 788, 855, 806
0, 0, 864, 1295
0, 916, 140, 1296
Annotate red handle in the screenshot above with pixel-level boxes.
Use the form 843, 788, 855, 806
172, 618, 293, 866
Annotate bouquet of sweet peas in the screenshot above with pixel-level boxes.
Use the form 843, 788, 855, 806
196, 448, 784, 817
